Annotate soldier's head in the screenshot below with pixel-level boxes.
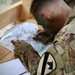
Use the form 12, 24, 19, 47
30, 0, 71, 35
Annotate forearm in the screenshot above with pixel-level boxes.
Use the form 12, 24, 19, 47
20, 47, 41, 75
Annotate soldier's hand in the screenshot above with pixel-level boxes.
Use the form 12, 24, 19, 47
11, 40, 34, 55
33, 30, 53, 44
33, 30, 46, 39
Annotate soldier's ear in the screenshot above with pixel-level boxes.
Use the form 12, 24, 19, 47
43, 13, 53, 20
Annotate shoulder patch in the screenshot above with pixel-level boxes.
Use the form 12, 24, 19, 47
37, 52, 57, 75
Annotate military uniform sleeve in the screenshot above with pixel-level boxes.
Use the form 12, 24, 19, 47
36, 44, 65, 75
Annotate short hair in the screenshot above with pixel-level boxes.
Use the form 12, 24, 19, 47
30, 0, 55, 15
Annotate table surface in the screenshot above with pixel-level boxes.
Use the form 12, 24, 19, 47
0, 45, 18, 63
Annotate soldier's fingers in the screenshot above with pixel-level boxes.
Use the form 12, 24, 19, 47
11, 40, 18, 46
33, 32, 41, 39
17, 40, 28, 45
16, 40, 24, 43
43, 36, 51, 44
37, 30, 41, 33
33, 30, 44, 39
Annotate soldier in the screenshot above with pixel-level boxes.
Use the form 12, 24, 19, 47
30, 0, 71, 44
11, 0, 75, 75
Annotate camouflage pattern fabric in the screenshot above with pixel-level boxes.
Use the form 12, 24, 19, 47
52, 7, 75, 75
13, 41, 41, 75
64, 0, 75, 8
20, 48, 40, 75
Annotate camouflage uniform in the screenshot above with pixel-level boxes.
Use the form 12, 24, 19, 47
14, 1, 75, 75
52, 8, 75, 75
64, 0, 75, 9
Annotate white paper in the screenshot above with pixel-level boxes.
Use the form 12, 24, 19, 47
0, 58, 30, 75
0, 22, 52, 56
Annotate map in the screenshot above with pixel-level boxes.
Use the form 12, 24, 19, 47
0, 22, 52, 56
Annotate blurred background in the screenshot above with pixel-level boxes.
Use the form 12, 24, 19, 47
0, 0, 21, 10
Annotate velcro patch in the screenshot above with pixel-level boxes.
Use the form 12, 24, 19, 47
55, 44, 64, 55
37, 52, 56, 75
